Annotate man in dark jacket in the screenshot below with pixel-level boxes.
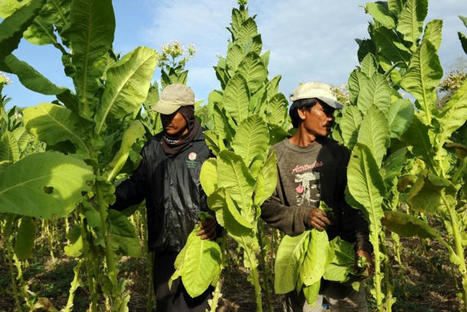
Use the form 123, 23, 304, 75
261, 82, 373, 311
112, 84, 217, 312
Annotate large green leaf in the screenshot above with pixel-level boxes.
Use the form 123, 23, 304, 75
303, 281, 321, 306
23, 103, 90, 155
237, 52, 267, 94
207, 188, 256, 245
323, 237, 355, 282
360, 53, 379, 78
0, 152, 94, 218
265, 93, 288, 126
387, 99, 414, 138
400, 40, 443, 123
407, 179, 447, 216
402, 115, 436, 171
383, 211, 445, 241
348, 70, 365, 104
231, 115, 269, 167
372, 26, 411, 65
171, 229, 222, 298
68, 0, 115, 119
357, 105, 390, 167
387, 0, 404, 16
396, 0, 428, 47
225, 192, 254, 229
366, 2, 395, 29
381, 147, 407, 186
235, 18, 258, 43
0, 131, 20, 163
108, 209, 141, 257
0, 0, 45, 60
347, 144, 385, 223
436, 81, 467, 147
12, 127, 32, 155
0, 54, 70, 96
0, 0, 71, 46
95, 46, 158, 133
217, 150, 255, 223
105, 120, 145, 181
274, 232, 310, 294
340, 105, 362, 149
200, 158, 218, 197
357, 73, 392, 114
226, 43, 244, 74
253, 152, 277, 207
222, 74, 250, 123
422, 19, 443, 51
14, 216, 36, 260
300, 229, 331, 286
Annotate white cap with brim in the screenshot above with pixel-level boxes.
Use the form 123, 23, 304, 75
290, 82, 343, 109
152, 83, 195, 115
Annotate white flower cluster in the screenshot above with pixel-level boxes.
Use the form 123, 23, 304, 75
0, 71, 11, 85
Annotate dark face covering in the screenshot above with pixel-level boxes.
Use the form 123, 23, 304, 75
161, 105, 201, 157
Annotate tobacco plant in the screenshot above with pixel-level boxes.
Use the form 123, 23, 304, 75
0, 0, 158, 310
171, 1, 289, 311
333, 0, 467, 310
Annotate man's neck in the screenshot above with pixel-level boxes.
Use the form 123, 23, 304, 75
288, 127, 319, 147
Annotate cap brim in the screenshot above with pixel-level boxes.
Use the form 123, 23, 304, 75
152, 99, 181, 115
316, 96, 343, 109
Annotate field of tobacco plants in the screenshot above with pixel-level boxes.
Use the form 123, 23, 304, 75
0, 0, 466, 311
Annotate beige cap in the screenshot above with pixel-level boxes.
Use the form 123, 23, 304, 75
152, 83, 195, 115
290, 82, 343, 109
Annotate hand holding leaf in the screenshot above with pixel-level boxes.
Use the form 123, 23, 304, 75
355, 249, 374, 279
197, 213, 218, 241
307, 208, 331, 231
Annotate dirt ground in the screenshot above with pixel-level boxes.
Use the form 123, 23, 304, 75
0, 234, 463, 312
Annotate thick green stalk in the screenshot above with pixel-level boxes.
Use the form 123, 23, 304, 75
381, 232, 394, 312
257, 223, 273, 312
370, 223, 383, 310
63, 260, 82, 312
442, 192, 467, 311
78, 212, 98, 312
95, 181, 120, 308
244, 247, 263, 312
209, 276, 224, 312
45, 220, 56, 264
6, 235, 22, 312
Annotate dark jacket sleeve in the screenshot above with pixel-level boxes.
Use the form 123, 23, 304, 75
110, 153, 148, 211
261, 193, 312, 236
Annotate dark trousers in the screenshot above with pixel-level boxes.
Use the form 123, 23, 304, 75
153, 251, 213, 312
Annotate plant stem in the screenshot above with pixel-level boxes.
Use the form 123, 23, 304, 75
257, 222, 273, 312
6, 235, 22, 312
442, 191, 467, 311
244, 248, 263, 312
63, 260, 82, 312
371, 225, 383, 310
209, 277, 224, 312
95, 181, 118, 302
381, 232, 394, 312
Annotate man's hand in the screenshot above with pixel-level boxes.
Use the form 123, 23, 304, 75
308, 208, 331, 231
197, 217, 217, 240
355, 249, 374, 279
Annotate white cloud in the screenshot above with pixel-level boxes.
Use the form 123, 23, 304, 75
141, 0, 466, 102
5, 0, 465, 110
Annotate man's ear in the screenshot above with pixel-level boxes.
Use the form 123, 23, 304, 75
297, 108, 307, 121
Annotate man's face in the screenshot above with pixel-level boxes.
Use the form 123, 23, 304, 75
298, 101, 335, 137
161, 111, 188, 137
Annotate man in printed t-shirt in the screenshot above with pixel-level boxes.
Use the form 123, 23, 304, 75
261, 82, 373, 312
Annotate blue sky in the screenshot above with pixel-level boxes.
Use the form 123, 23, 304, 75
3, 0, 467, 110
